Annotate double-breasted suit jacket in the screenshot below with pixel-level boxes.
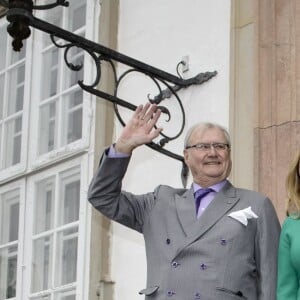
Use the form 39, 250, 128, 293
88, 151, 281, 300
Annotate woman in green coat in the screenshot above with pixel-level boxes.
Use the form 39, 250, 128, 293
277, 150, 300, 300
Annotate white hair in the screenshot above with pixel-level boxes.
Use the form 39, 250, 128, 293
184, 122, 231, 149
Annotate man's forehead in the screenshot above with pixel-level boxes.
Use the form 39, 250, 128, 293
190, 127, 225, 140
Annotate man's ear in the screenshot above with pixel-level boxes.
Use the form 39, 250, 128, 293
183, 149, 187, 159
183, 149, 189, 165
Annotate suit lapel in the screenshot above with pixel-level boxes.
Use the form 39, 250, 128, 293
174, 181, 240, 258
175, 188, 198, 237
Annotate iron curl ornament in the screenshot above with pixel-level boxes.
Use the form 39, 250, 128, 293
1, 0, 217, 186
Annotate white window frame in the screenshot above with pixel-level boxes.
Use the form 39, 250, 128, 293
0, 1, 101, 298
0, 19, 32, 183
28, 0, 95, 170
23, 155, 89, 300
0, 179, 26, 300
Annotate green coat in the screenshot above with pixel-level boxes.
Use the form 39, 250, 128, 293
277, 217, 300, 300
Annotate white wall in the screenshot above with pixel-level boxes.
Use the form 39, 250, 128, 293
111, 1, 231, 299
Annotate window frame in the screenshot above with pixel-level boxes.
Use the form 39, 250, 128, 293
28, 0, 94, 170
23, 155, 89, 300
0, 179, 26, 300
0, 19, 32, 183
0, 0, 100, 298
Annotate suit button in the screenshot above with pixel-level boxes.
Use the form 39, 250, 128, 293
220, 238, 227, 245
171, 261, 180, 268
167, 289, 175, 296
166, 238, 171, 244
200, 263, 207, 270
194, 292, 201, 299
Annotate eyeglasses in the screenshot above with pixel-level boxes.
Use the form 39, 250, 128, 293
185, 143, 230, 151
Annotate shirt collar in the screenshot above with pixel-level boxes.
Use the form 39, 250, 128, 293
192, 179, 227, 194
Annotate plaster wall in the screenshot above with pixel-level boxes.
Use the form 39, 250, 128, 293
111, 1, 232, 299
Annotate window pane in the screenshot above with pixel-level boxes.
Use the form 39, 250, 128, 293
0, 246, 18, 299
44, 4, 63, 27
34, 177, 55, 234
43, 3, 63, 31
39, 101, 57, 154
40, 5, 62, 47
64, 47, 84, 89
55, 228, 78, 286
70, 0, 86, 31
0, 191, 19, 244
31, 236, 53, 293
8, 64, 25, 115
4, 117, 22, 167
0, 26, 7, 70
62, 90, 83, 146
9, 203, 19, 242
41, 48, 59, 99
58, 178, 80, 226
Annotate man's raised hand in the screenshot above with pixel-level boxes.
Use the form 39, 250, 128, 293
115, 103, 163, 154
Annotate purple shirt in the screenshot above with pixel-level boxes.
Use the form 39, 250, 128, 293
193, 180, 227, 218
108, 144, 130, 158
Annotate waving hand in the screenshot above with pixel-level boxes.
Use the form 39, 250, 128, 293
115, 103, 163, 154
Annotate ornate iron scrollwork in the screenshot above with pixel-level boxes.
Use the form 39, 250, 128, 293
2, 0, 217, 186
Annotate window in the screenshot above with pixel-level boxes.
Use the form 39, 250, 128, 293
33, 0, 87, 157
0, 187, 22, 300
29, 167, 81, 299
0, 23, 27, 171
0, 0, 98, 298
0, 157, 89, 300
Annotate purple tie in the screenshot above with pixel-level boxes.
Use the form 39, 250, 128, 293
195, 188, 214, 215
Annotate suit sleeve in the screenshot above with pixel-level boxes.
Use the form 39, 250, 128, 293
255, 197, 281, 300
88, 150, 157, 232
276, 219, 298, 300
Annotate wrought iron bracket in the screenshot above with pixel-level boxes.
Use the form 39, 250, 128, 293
2, 0, 218, 187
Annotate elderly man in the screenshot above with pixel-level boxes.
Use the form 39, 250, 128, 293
88, 103, 280, 300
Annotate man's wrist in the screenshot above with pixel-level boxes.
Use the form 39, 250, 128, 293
115, 140, 135, 155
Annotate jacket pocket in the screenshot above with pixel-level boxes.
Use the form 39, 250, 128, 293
139, 285, 159, 296
216, 287, 247, 299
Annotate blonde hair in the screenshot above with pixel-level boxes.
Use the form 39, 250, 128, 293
286, 150, 300, 218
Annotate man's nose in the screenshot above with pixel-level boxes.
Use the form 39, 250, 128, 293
207, 145, 217, 154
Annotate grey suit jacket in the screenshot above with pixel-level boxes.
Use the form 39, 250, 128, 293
88, 151, 281, 300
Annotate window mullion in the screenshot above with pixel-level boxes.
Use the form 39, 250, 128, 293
51, 173, 60, 292
1, 70, 8, 169
16, 181, 26, 300
56, 41, 65, 149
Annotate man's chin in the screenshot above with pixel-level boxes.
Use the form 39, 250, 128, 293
206, 173, 225, 179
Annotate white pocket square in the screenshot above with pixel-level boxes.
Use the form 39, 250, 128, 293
228, 206, 258, 226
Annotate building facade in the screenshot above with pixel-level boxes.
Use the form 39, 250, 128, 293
0, 0, 299, 300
